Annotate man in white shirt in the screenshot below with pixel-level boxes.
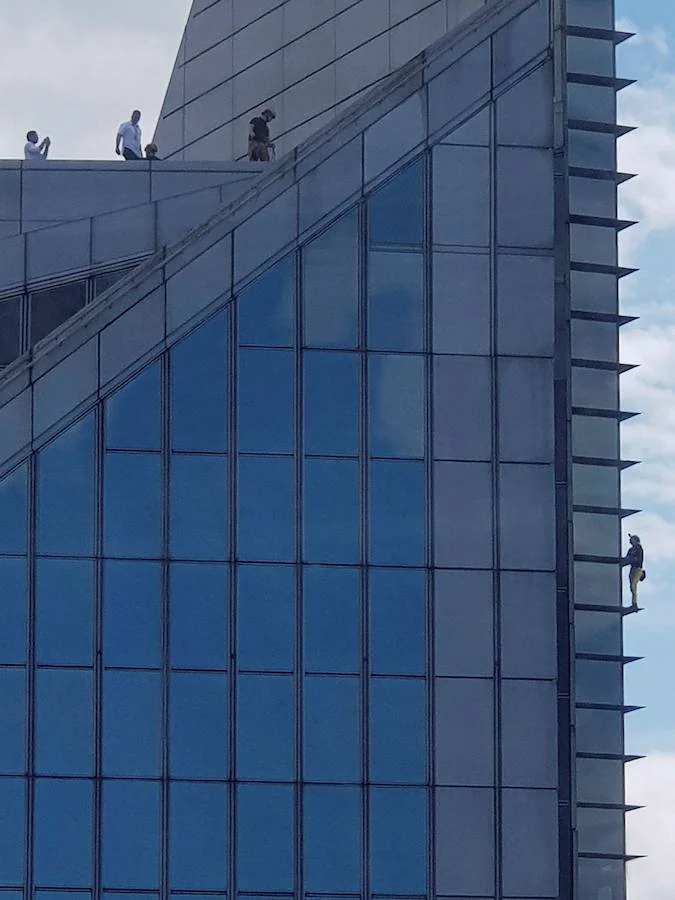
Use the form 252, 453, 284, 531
115, 110, 142, 160
24, 130, 51, 161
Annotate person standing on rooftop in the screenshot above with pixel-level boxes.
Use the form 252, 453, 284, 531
248, 109, 276, 162
116, 110, 142, 160
24, 130, 50, 161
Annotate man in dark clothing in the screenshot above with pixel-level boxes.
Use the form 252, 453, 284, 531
621, 534, 645, 610
248, 109, 276, 161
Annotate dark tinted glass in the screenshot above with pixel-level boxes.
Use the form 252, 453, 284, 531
236, 784, 294, 891
170, 783, 228, 890
304, 786, 361, 892
169, 672, 228, 778
103, 671, 161, 776
576, 758, 624, 804
30, 281, 87, 346
369, 460, 425, 565
575, 609, 621, 655
304, 566, 360, 674
303, 351, 359, 455
37, 416, 95, 555
368, 252, 424, 351
238, 348, 294, 453
304, 676, 360, 782
94, 268, 134, 296
170, 455, 228, 560
102, 780, 160, 888
103, 561, 162, 667
370, 787, 427, 892
370, 678, 426, 783
0, 669, 25, 773
170, 563, 228, 669
370, 568, 426, 674
369, 160, 424, 246
304, 458, 359, 563
35, 669, 93, 775
106, 361, 162, 450
237, 674, 294, 780
0, 558, 27, 663
237, 564, 294, 672
238, 257, 295, 347
0, 463, 27, 554
171, 312, 228, 452
0, 296, 21, 366
237, 456, 295, 562
34, 778, 93, 886
104, 453, 162, 558
577, 806, 624, 855
576, 707, 623, 755
36, 559, 94, 665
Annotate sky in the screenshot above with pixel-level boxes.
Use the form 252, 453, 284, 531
1, 0, 674, 895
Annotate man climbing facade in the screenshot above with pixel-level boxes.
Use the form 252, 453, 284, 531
622, 533, 645, 611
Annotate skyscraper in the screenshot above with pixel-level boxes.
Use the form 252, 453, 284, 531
0, 1, 638, 899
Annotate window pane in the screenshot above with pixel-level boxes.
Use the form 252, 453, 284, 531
0, 297, 21, 366
569, 129, 615, 169
576, 659, 623, 705
0, 777, 25, 882
368, 252, 424, 351
304, 211, 359, 348
370, 568, 426, 675
304, 676, 360, 782
573, 511, 619, 557
575, 609, 621, 655
303, 351, 359, 455
237, 564, 294, 672
370, 678, 426, 784
498, 357, 554, 462
501, 571, 557, 678
572, 414, 619, 459
433, 146, 490, 247
572, 366, 618, 410
106, 362, 162, 450
574, 560, 621, 607
103, 780, 160, 888
38, 417, 95, 555
497, 254, 554, 357
170, 455, 228, 560
237, 784, 294, 892
170, 563, 228, 669
369, 355, 425, 458
497, 148, 554, 248
571, 269, 617, 315
36, 670, 93, 776
578, 806, 624, 855
434, 462, 493, 568
501, 680, 557, 788
304, 786, 361, 893
577, 758, 624, 805
573, 463, 619, 507
437, 679, 495, 789
578, 858, 624, 900
36, 559, 94, 666
237, 456, 295, 562
0, 670, 25, 773
304, 458, 359, 563
238, 257, 295, 347
30, 281, 87, 346
369, 161, 424, 246
94, 267, 134, 297
237, 674, 294, 780
171, 312, 228, 452
170, 673, 228, 778
103, 671, 161, 777
576, 708, 623, 756
170, 782, 228, 890
571, 224, 616, 266
304, 567, 360, 674
34, 779, 92, 887
238, 348, 294, 453
432, 252, 491, 355
502, 789, 558, 897
104, 453, 162, 558
370, 787, 427, 893
435, 570, 494, 677
103, 561, 161, 667
369, 460, 425, 565
0, 558, 27, 664
433, 355, 492, 460
436, 786, 494, 895
500, 464, 556, 569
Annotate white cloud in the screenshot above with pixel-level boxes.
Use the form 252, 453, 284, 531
626, 753, 675, 899
617, 18, 671, 59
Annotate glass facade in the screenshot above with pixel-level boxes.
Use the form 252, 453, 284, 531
0, 1, 638, 899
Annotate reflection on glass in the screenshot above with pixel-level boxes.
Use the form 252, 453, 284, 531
575, 609, 621, 655
368, 252, 424, 351
576, 707, 623, 755
30, 281, 87, 347
576, 757, 624, 805
170, 563, 228, 669
170, 455, 228, 560
433, 146, 490, 247
106, 362, 162, 450
36, 559, 94, 666
238, 348, 294, 453
104, 453, 162, 558
576, 659, 623, 705
238, 257, 295, 347
304, 567, 360, 674
304, 458, 359, 563
238, 564, 294, 672
237, 456, 295, 562
369, 354, 424, 457
369, 160, 424, 246
369, 460, 425, 565
303, 351, 359, 456
370, 568, 426, 675
577, 806, 625, 855
103, 561, 162, 667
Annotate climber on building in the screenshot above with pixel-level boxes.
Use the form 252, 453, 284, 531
621, 533, 645, 611
247, 108, 276, 162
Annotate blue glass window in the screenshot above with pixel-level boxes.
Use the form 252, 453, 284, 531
170, 563, 228, 669
237, 674, 294, 780
0, 777, 25, 882
303, 351, 359, 455
170, 672, 228, 778
370, 787, 427, 893
104, 453, 162, 558
0, 463, 27, 554
238, 257, 295, 347
369, 160, 424, 246
36, 669, 93, 776
36, 559, 94, 666
369, 355, 425, 457
171, 312, 228, 452
238, 348, 294, 453
304, 458, 359, 563
103, 671, 161, 777
103, 780, 160, 888
433, 146, 490, 247
237, 456, 295, 562
369, 460, 425, 565
0, 670, 25, 773
170, 455, 228, 560
370, 568, 426, 675
303, 211, 359, 349
304, 567, 360, 674
370, 678, 426, 783
304, 786, 361, 892
34, 779, 92, 887
170, 782, 228, 890
0, 558, 26, 664
106, 361, 162, 450
304, 676, 360, 782
368, 252, 424, 351
37, 417, 94, 556
103, 561, 161, 668
236, 784, 294, 892
237, 565, 294, 671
